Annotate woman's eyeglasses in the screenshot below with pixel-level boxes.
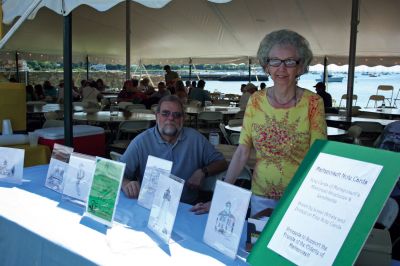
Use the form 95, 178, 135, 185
159, 110, 183, 119
266, 58, 300, 68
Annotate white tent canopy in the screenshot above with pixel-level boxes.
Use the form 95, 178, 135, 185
1, 0, 400, 66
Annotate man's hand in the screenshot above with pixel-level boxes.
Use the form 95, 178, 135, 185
121, 180, 140, 198
190, 201, 211, 215
186, 168, 205, 190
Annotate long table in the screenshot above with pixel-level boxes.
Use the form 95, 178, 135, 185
0, 165, 247, 265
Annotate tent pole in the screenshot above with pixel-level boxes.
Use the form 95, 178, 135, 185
0, 0, 42, 49
15, 51, 19, 82
248, 58, 251, 83
63, 13, 73, 147
189, 58, 192, 81
323, 56, 327, 84
125, 0, 131, 80
86, 55, 89, 81
346, 0, 359, 118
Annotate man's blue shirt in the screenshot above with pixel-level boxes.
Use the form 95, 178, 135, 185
120, 126, 225, 204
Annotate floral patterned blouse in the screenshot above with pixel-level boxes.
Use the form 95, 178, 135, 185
239, 88, 327, 199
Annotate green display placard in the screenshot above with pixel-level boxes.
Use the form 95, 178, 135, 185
248, 140, 400, 266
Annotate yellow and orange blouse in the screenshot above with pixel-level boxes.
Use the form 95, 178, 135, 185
239, 88, 327, 199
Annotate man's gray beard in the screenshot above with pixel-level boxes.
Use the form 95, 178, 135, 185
158, 124, 181, 137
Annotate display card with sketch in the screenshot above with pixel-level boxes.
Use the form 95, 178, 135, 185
0, 147, 24, 185
148, 173, 184, 243
267, 153, 382, 266
45, 144, 74, 193
204, 180, 251, 259
138, 155, 173, 209
62, 152, 96, 203
85, 157, 125, 227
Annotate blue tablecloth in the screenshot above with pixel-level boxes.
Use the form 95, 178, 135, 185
0, 165, 248, 265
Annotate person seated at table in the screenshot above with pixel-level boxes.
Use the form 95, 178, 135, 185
117, 80, 135, 102
96, 78, 107, 92
130, 79, 147, 103
314, 81, 333, 110
143, 81, 171, 109
82, 79, 103, 102
138, 77, 154, 95
26, 85, 36, 101
150, 81, 171, 99
175, 80, 188, 104
191, 29, 327, 215
43, 80, 58, 102
57, 80, 81, 103
120, 95, 228, 204
34, 84, 46, 101
189, 80, 211, 107
239, 82, 257, 110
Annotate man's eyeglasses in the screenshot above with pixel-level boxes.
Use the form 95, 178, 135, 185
159, 110, 183, 119
266, 58, 300, 68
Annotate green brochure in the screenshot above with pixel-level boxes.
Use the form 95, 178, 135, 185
248, 140, 400, 266
86, 157, 126, 227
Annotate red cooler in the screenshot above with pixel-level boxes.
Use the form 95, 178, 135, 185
36, 125, 105, 156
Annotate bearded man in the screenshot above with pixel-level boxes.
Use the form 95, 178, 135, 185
120, 95, 227, 204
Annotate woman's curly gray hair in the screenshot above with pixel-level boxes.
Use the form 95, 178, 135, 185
257, 29, 313, 75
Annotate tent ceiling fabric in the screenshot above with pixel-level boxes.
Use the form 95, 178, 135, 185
2, 0, 400, 66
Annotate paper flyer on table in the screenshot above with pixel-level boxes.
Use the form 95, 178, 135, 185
45, 143, 74, 193
86, 157, 125, 227
148, 173, 184, 243
0, 147, 24, 185
138, 155, 173, 209
204, 180, 251, 259
62, 152, 96, 203
267, 153, 382, 266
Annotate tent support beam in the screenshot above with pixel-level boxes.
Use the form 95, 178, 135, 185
248, 58, 251, 83
125, 0, 131, 80
323, 56, 327, 84
63, 13, 73, 147
0, 0, 42, 49
86, 55, 89, 81
15, 51, 19, 82
346, 0, 359, 118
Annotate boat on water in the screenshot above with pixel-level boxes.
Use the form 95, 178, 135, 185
315, 74, 344, 83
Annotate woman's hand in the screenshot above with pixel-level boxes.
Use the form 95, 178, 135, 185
190, 201, 211, 215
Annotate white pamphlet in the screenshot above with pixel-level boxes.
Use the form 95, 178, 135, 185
148, 173, 184, 243
62, 152, 96, 203
267, 153, 382, 266
138, 155, 173, 209
0, 147, 25, 185
45, 158, 69, 192
45, 144, 74, 193
204, 180, 251, 259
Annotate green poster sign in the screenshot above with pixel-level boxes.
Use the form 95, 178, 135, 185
86, 157, 125, 226
248, 140, 400, 265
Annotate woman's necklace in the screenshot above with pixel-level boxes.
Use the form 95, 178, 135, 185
269, 87, 297, 106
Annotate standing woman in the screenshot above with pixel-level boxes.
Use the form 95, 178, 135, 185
191, 29, 327, 215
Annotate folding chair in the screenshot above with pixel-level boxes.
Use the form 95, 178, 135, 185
365, 95, 385, 108
108, 120, 151, 152
394, 89, 400, 108
376, 85, 394, 106
338, 94, 358, 107
109, 151, 122, 161
197, 111, 223, 135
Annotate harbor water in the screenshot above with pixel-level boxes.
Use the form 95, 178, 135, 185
202, 72, 400, 108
